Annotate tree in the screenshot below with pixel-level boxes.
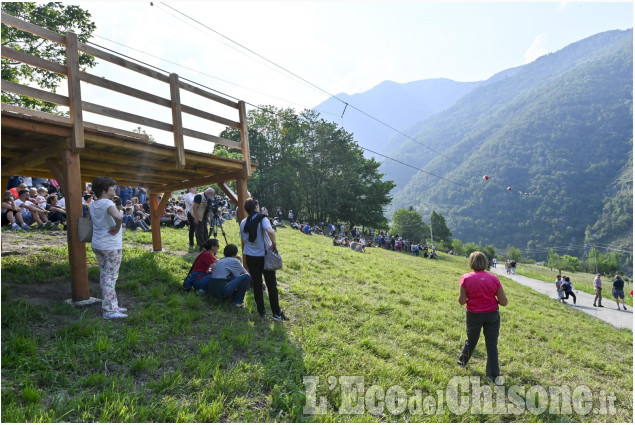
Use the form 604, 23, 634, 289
463, 242, 481, 256
430, 210, 452, 247
451, 238, 464, 256
506, 245, 522, 262
482, 244, 497, 262
391, 207, 429, 242
2, 3, 97, 114
219, 106, 394, 228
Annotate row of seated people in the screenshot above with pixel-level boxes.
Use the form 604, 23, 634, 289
2, 186, 66, 230
332, 234, 368, 252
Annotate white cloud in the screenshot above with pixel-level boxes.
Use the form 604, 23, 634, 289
524, 34, 549, 64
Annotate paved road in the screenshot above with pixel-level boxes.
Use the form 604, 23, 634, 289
489, 266, 633, 330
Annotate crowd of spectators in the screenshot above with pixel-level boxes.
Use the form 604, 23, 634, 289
3, 177, 238, 236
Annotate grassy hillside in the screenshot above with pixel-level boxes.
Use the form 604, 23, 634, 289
1, 226, 632, 421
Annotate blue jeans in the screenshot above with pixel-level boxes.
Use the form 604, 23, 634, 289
199, 274, 250, 304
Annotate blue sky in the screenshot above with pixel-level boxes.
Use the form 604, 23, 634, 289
71, 1, 633, 151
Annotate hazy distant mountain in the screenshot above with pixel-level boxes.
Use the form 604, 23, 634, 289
384, 29, 633, 260
314, 78, 486, 155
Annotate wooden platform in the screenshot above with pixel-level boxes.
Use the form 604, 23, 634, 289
1, 105, 256, 193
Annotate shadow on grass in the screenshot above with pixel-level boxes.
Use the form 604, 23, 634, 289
1, 248, 308, 422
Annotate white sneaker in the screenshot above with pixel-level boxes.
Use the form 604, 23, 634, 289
21, 223, 32, 230
103, 311, 128, 319
117, 307, 128, 313
11, 223, 22, 231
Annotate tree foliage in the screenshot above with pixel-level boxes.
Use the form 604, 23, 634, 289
1, 2, 97, 113
219, 107, 395, 228
430, 210, 452, 246
391, 207, 429, 242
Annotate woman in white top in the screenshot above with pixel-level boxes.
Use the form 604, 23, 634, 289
89, 176, 126, 319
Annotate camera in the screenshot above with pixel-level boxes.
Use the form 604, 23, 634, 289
207, 195, 228, 217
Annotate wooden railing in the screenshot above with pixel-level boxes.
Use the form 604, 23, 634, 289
1, 12, 251, 176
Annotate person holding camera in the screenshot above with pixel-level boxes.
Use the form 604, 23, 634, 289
191, 188, 214, 250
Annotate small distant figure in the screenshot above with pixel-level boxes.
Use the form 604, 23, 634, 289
505, 260, 511, 275
612, 275, 627, 311
593, 273, 604, 307
560, 276, 576, 304
492, 257, 497, 268
555, 275, 566, 303
510, 260, 516, 275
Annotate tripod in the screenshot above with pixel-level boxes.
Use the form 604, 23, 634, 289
209, 212, 227, 244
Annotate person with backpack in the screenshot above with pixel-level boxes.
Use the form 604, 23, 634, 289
561, 276, 576, 304
612, 275, 627, 311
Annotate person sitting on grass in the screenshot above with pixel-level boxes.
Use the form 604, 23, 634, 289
14, 189, 52, 229
2, 193, 29, 230
612, 275, 627, 311
45, 195, 66, 228
204, 244, 251, 308
172, 207, 188, 229
183, 238, 219, 292
35, 187, 48, 209
134, 210, 151, 232
122, 207, 139, 231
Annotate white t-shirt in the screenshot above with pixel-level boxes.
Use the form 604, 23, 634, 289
36, 195, 47, 209
14, 198, 32, 215
89, 199, 122, 250
58, 197, 66, 209
184, 192, 195, 215
240, 215, 273, 257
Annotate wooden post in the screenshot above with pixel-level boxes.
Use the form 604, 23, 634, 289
63, 149, 89, 301
236, 178, 249, 222
238, 101, 251, 177
149, 193, 162, 251
65, 32, 84, 150
169, 73, 186, 169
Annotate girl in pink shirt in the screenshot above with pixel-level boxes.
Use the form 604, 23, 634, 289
457, 251, 508, 382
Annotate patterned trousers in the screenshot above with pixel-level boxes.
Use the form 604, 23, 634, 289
92, 248, 123, 313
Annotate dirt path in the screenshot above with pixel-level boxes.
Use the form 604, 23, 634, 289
490, 266, 633, 330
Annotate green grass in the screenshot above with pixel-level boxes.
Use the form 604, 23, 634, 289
514, 263, 633, 307
1, 226, 632, 421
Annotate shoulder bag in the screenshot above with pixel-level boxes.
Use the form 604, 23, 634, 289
77, 216, 93, 242
261, 220, 283, 271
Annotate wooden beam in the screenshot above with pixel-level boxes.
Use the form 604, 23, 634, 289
145, 171, 246, 194
219, 182, 238, 206
181, 127, 242, 150
1, 80, 69, 106
148, 193, 162, 251
65, 32, 84, 150
80, 71, 172, 108
45, 158, 66, 194
178, 79, 239, 109
1, 45, 67, 75
2, 149, 65, 177
2, 103, 71, 125
238, 101, 252, 178
62, 149, 89, 301
78, 42, 170, 83
236, 177, 249, 223
152, 191, 172, 220
181, 104, 240, 129
1, 12, 66, 44
169, 73, 186, 169
82, 101, 173, 132
1, 115, 71, 137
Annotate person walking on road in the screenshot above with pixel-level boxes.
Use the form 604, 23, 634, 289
561, 276, 576, 304
555, 275, 566, 303
612, 275, 628, 311
593, 273, 604, 307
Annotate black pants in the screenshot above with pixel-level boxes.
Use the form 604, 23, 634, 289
458, 309, 500, 380
194, 219, 208, 249
246, 255, 281, 316
563, 290, 576, 303
187, 212, 196, 245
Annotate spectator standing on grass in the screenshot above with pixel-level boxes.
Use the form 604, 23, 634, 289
184, 187, 197, 248
612, 275, 627, 311
593, 273, 604, 307
90, 176, 127, 320
192, 188, 214, 250
241, 199, 288, 321
561, 276, 576, 304
457, 251, 508, 382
